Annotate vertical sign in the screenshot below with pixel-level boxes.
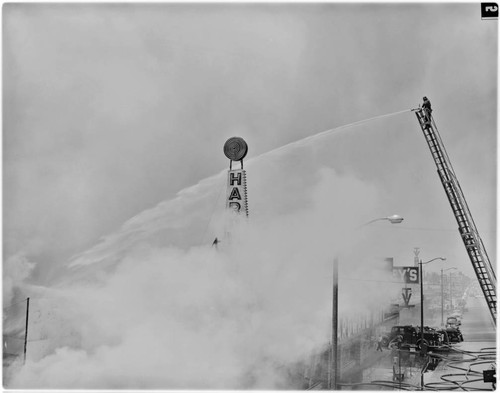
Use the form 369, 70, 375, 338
226, 169, 248, 216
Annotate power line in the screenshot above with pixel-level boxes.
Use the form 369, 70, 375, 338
3, 296, 53, 311
390, 226, 497, 234
3, 298, 29, 310
2, 335, 24, 340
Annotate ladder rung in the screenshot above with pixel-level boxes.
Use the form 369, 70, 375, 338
416, 111, 496, 324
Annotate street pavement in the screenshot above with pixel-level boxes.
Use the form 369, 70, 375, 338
359, 294, 497, 390
413, 295, 496, 390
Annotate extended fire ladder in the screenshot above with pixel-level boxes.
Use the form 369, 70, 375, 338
415, 108, 497, 325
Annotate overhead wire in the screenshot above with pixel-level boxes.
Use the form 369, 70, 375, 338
3, 298, 29, 310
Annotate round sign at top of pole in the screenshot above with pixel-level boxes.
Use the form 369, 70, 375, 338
223, 137, 248, 161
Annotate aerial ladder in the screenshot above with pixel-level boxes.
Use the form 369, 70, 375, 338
414, 105, 496, 325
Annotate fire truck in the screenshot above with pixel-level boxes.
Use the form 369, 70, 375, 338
381, 325, 445, 350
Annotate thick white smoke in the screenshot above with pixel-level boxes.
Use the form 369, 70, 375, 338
6, 127, 403, 389
3, 254, 35, 308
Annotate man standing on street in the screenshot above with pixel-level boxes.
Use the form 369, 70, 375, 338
376, 335, 384, 351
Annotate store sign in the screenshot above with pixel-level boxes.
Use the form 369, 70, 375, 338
226, 169, 248, 216
402, 288, 412, 306
393, 266, 419, 284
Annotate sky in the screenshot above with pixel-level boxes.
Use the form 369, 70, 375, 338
2, 2, 497, 390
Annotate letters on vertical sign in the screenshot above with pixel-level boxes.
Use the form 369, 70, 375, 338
226, 170, 247, 214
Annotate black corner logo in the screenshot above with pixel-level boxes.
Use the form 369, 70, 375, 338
481, 3, 498, 19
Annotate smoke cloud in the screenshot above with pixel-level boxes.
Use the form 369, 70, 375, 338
6, 128, 404, 389
3, 3, 496, 389
3, 254, 35, 308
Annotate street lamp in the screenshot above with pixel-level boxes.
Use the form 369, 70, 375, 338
329, 214, 404, 390
441, 267, 457, 326
362, 214, 404, 226
419, 256, 446, 390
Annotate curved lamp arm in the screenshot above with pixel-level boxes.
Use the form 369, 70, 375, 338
363, 214, 404, 227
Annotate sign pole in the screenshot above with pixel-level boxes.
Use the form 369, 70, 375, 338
23, 297, 30, 364
331, 257, 339, 390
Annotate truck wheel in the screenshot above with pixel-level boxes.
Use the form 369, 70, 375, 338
416, 339, 429, 351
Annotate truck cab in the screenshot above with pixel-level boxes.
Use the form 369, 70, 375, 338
382, 325, 445, 350
446, 316, 461, 327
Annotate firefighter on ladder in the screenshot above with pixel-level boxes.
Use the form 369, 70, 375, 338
422, 96, 432, 128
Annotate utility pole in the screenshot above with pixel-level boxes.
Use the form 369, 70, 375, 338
330, 257, 339, 390
441, 270, 444, 326
23, 297, 30, 364
419, 257, 445, 390
419, 260, 424, 347
441, 267, 457, 326
419, 262, 425, 390
399, 350, 402, 390
449, 272, 453, 310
